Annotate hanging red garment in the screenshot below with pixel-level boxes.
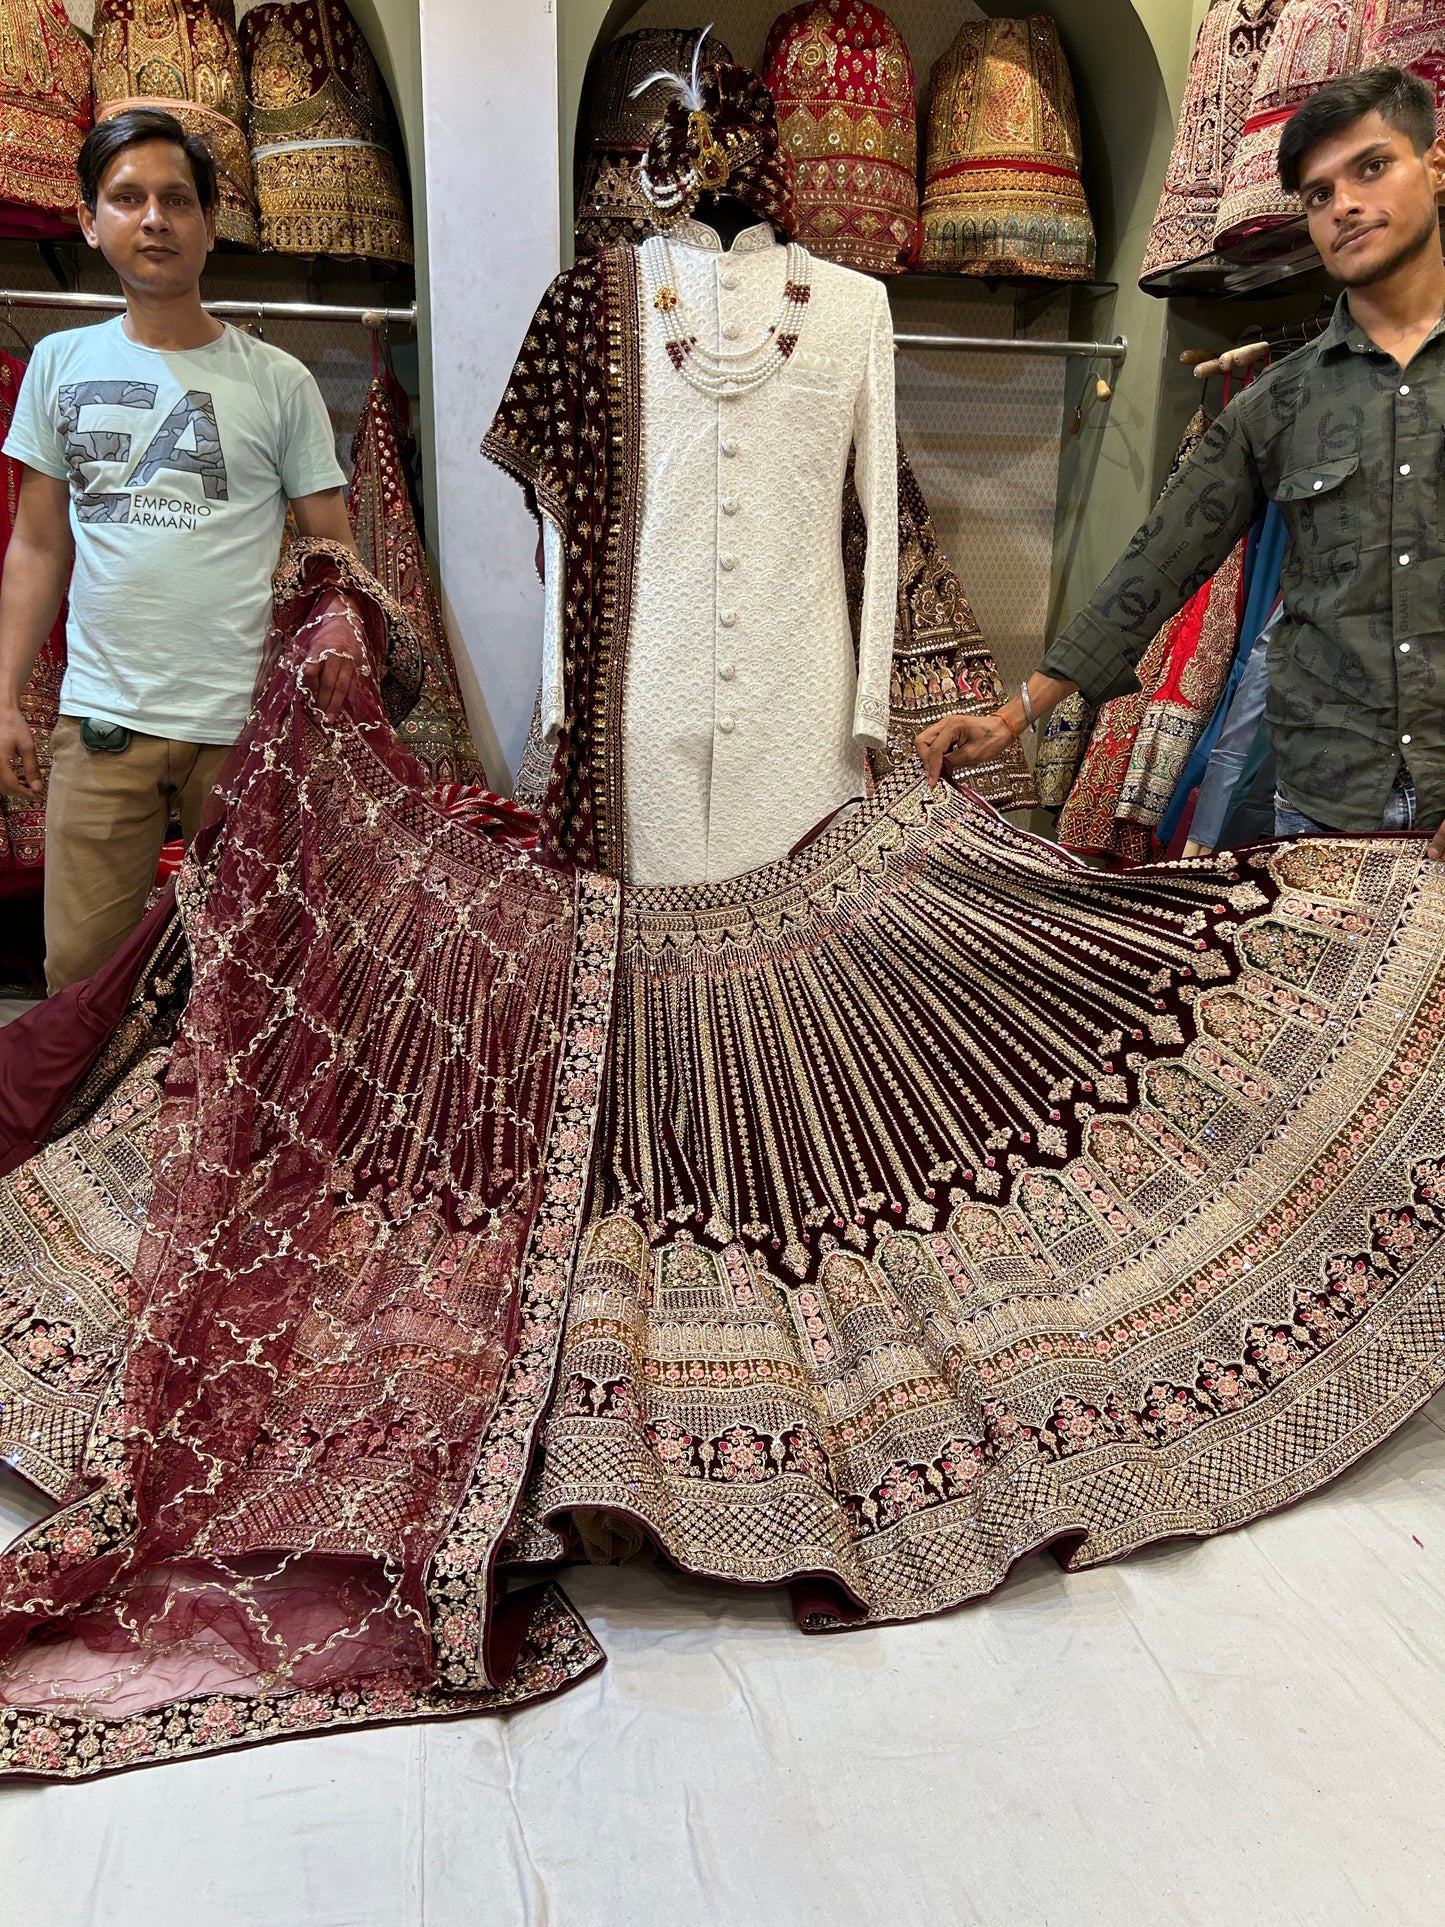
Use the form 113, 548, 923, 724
1056, 547, 1247, 863
1112, 541, 1249, 855
1054, 405, 1250, 863
347, 374, 488, 788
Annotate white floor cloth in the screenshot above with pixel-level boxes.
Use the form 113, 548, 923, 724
3, 1393, 1443, 1926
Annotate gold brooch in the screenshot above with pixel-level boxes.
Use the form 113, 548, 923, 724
689, 108, 733, 192
653, 286, 680, 313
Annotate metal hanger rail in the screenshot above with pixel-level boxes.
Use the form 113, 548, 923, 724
0, 288, 416, 327
893, 331, 1127, 365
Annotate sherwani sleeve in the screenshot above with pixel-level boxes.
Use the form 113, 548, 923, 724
850, 282, 898, 748
1041, 403, 1265, 705
540, 519, 566, 742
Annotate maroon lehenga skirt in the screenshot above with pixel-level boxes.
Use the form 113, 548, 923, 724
3, 619, 1444, 1776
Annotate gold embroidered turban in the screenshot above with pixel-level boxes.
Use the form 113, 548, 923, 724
241, 0, 413, 264
1213, 0, 1368, 260
0, 0, 92, 238
763, 0, 919, 276
92, 0, 257, 249
1138, 0, 1286, 292
574, 26, 735, 255
920, 12, 1095, 280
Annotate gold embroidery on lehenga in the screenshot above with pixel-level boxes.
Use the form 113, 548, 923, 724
7, 740, 1445, 1765
525, 804, 1445, 1620
241, 0, 413, 263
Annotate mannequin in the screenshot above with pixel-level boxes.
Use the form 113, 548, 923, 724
688, 189, 758, 248
485, 57, 899, 883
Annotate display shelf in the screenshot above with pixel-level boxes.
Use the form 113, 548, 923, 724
1140, 244, 1324, 302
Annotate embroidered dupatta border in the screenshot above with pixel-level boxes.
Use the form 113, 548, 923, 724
590, 246, 643, 880
480, 248, 644, 880
0, 1583, 601, 1781
427, 867, 623, 1690
0, 632, 624, 1780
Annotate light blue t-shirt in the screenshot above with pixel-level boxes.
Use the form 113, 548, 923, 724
3, 318, 346, 744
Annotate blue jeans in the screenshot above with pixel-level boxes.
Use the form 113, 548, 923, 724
1274, 768, 1417, 838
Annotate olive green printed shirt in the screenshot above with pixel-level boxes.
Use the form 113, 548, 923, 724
1042, 294, 1445, 834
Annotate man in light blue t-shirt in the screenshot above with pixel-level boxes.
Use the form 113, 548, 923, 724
0, 107, 364, 992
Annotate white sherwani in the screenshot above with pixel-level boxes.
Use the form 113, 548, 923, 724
542, 221, 898, 885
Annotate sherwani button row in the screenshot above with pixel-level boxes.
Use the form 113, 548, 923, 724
719, 663, 736, 681
722, 496, 739, 515
720, 552, 737, 571
719, 609, 737, 627
719, 716, 736, 734
721, 436, 738, 457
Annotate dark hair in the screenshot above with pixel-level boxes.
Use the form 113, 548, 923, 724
1278, 65, 1437, 192
77, 108, 217, 213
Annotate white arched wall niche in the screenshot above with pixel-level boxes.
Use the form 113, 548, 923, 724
419, 0, 560, 786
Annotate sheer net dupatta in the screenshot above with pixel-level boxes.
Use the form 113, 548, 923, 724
0, 543, 615, 1780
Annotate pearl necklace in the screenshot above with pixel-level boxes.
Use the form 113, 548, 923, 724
640, 235, 812, 399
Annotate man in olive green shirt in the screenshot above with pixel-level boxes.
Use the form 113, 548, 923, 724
922, 65, 1445, 857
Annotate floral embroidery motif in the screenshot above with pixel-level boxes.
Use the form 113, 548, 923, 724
1239, 916, 1329, 989
426, 870, 620, 1691
0, 1586, 601, 1782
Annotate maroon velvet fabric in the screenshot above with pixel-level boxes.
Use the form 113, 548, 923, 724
0, 883, 176, 1178
0, 205, 80, 241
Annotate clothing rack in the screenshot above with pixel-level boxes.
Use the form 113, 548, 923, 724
0, 288, 417, 327
893, 332, 1127, 365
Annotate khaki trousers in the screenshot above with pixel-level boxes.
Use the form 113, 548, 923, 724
44, 716, 230, 993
